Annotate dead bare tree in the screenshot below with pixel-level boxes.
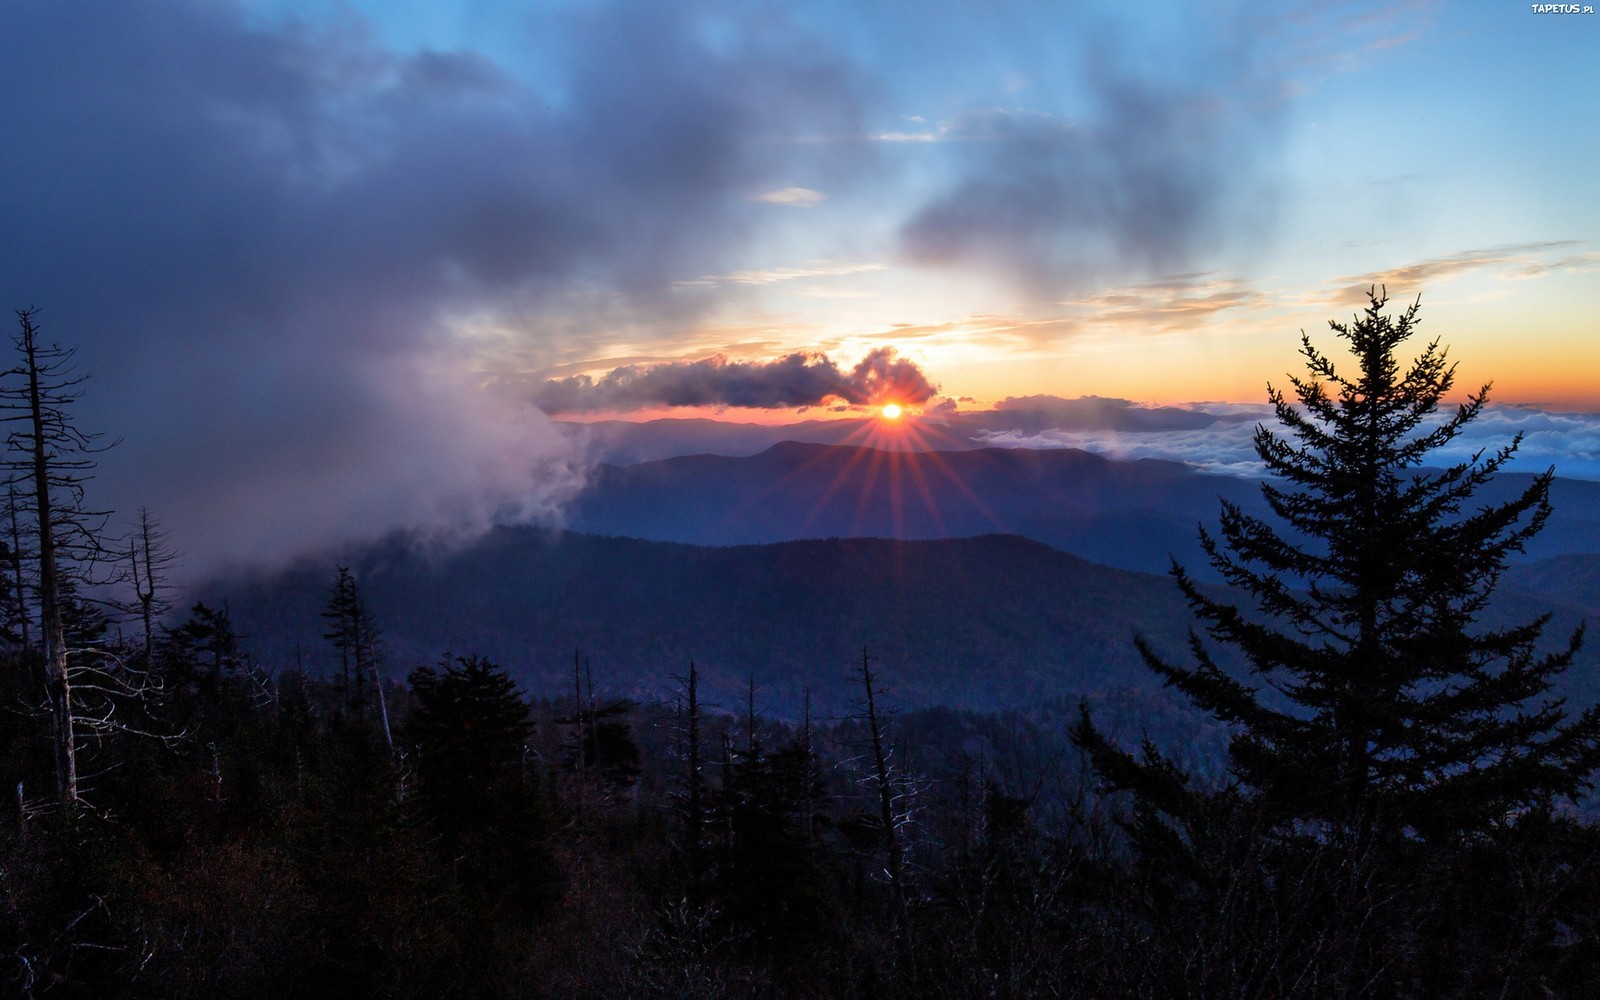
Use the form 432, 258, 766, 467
0, 309, 172, 811
126, 506, 177, 658
669, 660, 710, 902
5, 482, 32, 650
1, 310, 118, 805
854, 647, 921, 974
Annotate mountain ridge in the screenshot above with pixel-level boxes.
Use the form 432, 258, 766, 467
564, 441, 1600, 575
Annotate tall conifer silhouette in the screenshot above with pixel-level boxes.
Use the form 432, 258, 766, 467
1076, 289, 1600, 845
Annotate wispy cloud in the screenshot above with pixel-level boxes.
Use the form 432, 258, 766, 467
1321, 242, 1588, 303
1503, 251, 1600, 280
871, 106, 1073, 144
897, 8, 1291, 295
851, 314, 1085, 352
676, 260, 888, 288
1061, 273, 1270, 331
1367, 30, 1422, 51
869, 130, 943, 143
797, 287, 876, 300
753, 186, 826, 206
1277, 0, 1436, 91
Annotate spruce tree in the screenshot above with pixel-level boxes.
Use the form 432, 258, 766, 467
321, 566, 359, 709
404, 654, 557, 915
1076, 289, 1600, 845
321, 566, 390, 743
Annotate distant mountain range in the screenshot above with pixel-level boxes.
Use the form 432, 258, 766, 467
561, 401, 1246, 465
203, 441, 1600, 722
562, 441, 1600, 576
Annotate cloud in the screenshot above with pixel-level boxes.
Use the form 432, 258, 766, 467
0, 0, 872, 578
676, 260, 887, 288
898, 14, 1287, 293
753, 187, 826, 206
872, 106, 1067, 144
869, 130, 943, 143
990, 395, 1242, 432
1503, 251, 1600, 281
530, 348, 937, 412
974, 408, 1272, 476
1060, 273, 1270, 331
1321, 242, 1587, 304
1426, 406, 1600, 481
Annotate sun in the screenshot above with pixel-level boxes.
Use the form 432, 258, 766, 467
880, 402, 903, 420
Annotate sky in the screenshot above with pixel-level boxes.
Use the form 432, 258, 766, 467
1, 0, 1596, 575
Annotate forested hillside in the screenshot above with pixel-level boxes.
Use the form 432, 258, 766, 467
206, 528, 1600, 718
208, 531, 1205, 716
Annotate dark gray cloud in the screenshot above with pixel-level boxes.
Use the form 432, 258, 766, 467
531, 348, 937, 413
0, 0, 871, 577
899, 17, 1283, 293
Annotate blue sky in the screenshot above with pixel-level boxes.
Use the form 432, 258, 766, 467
245, 0, 1599, 405
1, 0, 1595, 571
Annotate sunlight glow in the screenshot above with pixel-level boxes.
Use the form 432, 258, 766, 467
881, 402, 903, 420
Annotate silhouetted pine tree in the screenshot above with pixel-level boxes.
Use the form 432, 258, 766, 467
321, 567, 391, 744
321, 566, 361, 711
182, 601, 239, 699
404, 654, 558, 917
668, 660, 713, 901
1076, 289, 1600, 845
711, 680, 836, 954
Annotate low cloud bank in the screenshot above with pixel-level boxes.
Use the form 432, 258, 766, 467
988, 395, 1231, 433
975, 403, 1600, 482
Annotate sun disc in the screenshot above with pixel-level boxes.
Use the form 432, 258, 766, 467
881, 402, 903, 420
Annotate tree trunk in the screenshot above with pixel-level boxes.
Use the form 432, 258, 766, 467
7, 484, 29, 652
861, 648, 913, 971
20, 316, 75, 806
